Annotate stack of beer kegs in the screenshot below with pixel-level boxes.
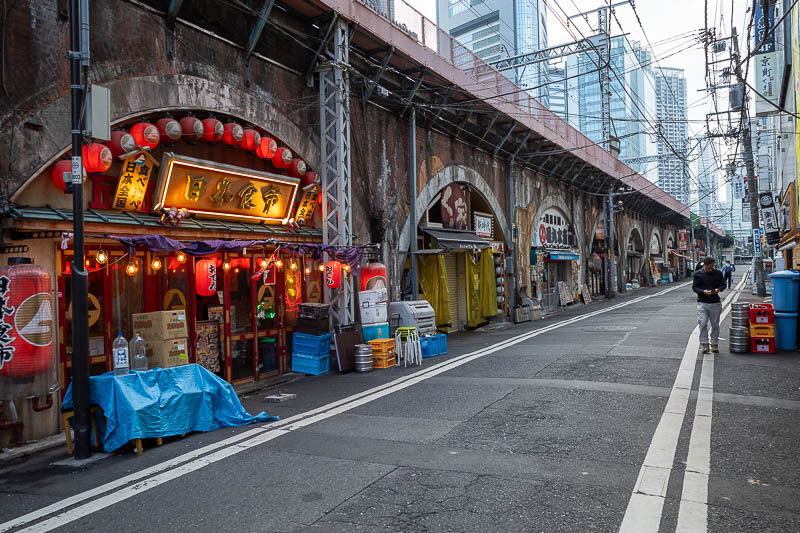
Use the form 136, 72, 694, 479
729, 302, 750, 353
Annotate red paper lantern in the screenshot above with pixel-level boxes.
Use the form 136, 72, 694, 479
195, 259, 217, 297
324, 260, 342, 289
223, 122, 244, 146
156, 118, 182, 143
82, 143, 113, 174
272, 147, 292, 169
0, 264, 55, 378
130, 122, 160, 149
180, 116, 204, 140
51, 160, 72, 191
287, 159, 307, 179
360, 262, 388, 291
201, 118, 224, 142
300, 171, 319, 189
256, 137, 277, 159
240, 129, 261, 152
105, 130, 136, 158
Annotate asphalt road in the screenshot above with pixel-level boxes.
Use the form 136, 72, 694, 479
2, 270, 799, 532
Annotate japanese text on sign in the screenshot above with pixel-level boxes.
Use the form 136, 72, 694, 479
294, 188, 318, 225
733, 175, 746, 200
0, 275, 16, 370
473, 213, 493, 238
113, 152, 158, 211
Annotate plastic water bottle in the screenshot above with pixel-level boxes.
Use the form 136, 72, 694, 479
113, 332, 129, 376
130, 333, 147, 372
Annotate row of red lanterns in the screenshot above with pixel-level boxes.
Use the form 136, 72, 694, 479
51, 118, 320, 192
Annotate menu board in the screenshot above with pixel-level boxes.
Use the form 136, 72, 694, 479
557, 281, 573, 306
580, 284, 592, 305
195, 320, 222, 373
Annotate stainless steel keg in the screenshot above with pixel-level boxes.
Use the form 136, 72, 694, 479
728, 326, 750, 353
354, 344, 373, 373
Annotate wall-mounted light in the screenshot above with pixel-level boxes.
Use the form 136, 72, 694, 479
151, 257, 162, 271
177, 252, 186, 264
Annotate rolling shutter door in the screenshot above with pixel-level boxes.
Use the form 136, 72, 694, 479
444, 253, 459, 332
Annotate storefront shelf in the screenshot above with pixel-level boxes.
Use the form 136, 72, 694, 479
292, 332, 331, 356
291, 353, 330, 376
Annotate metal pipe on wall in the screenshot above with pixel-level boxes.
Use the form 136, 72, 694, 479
409, 107, 418, 300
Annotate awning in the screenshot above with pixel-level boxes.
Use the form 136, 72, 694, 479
420, 227, 490, 250
547, 251, 580, 261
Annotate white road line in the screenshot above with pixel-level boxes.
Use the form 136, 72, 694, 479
675, 275, 746, 533
619, 275, 747, 533
1, 283, 689, 533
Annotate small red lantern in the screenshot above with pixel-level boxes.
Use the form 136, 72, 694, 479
195, 259, 217, 297
130, 122, 160, 150
180, 116, 204, 140
201, 118, 224, 142
82, 143, 113, 174
325, 260, 342, 289
0, 264, 55, 379
156, 118, 182, 143
287, 159, 307, 179
223, 122, 244, 146
272, 147, 292, 169
240, 129, 261, 152
105, 130, 136, 158
51, 160, 72, 191
256, 137, 277, 159
300, 171, 319, 189
360, 262, 388, 291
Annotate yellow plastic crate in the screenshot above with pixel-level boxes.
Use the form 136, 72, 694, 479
749, 324, 775, 338
373, 354, 396, 369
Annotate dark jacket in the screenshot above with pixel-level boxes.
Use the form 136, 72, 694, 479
693, 269, 726, 303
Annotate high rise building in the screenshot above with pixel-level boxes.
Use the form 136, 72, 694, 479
694, 136, 718, 222
556, 37, 657, 181
654, 67, 689, 205
436, 0, 549, 104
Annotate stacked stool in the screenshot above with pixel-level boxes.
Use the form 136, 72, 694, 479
394, 326, 422, 367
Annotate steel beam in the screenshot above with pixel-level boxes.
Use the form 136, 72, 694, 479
493, 121, 516, 156
401, 69, 426, 116
510, 131, 531, 158
453, 110, 473, 139
165, 0, 185, 57
362, 46, 394, 102
477, 115, 499, 147
305, 14, 339, 86
428, 86, 455, 126
246, 0, 276, 60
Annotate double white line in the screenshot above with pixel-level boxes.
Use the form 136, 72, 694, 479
619, 274, 748, 533
2, 282, 689, 533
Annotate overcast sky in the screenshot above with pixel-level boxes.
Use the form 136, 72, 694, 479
410, 0, 757, 204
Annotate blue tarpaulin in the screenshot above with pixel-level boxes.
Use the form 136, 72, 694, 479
62, 364, 278, 453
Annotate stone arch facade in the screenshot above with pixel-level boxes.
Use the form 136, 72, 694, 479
8, 73, 319, 201
649, 228, 663, 257
397, 164, 509, 253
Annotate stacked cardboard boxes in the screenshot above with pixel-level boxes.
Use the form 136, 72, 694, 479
132, 310, 190, 368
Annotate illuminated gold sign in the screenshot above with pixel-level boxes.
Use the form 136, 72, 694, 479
294, 187, 318, 225
113, 150, 160, 211
153, 153, 300, 224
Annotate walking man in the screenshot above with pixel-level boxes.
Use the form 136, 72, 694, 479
721, 260, 735, 289
693, 256, 727, 353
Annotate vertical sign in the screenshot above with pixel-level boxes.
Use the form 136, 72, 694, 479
678, 230, 689, 251
753, 228, 763, 258
733, 174, 746, 199
754, 1, 778, 114
754, 0, 775, 52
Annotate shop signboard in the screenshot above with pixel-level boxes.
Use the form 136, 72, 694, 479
677, 230, 688, 251
153, 154, 300, 224
759, 192, 780, 245
732, 175, 746, 199
473, 212, 493, 237
113, 150, 160, 211
754, 228, 763, 258
490, 241, 503, 254
293, 187, 318, 226
534, 208, 572, 250
440, 183, 468, 230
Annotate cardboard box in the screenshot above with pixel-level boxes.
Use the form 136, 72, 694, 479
360, 301, 387, 325
145, 337, 189, 369
132, 310, 188, 341
359, 289, 388, 306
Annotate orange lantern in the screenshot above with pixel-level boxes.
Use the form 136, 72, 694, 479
272, 147, 292, 169
325, 260, 342, 289
0, 264, 55, 378
82, 143, 113, 174
201, 118, 224, 142
156, 118, 182, 143
223, 122, 244, 146
130, 122, 160, 149
360, 262, 388, 291
240, 129, 261, 152
105, 130, 136, 158
287, 159, 307, 179
51, 160, 72, 191
195, 259, 217, 297
256, 137, 277, 159
300, 171, 319, 189
180, 116, 204, 140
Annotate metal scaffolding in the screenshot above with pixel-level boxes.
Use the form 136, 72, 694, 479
319, 19, 354, 327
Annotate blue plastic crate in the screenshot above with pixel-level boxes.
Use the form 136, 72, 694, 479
362, 323, 390, 342
291, 352, 330, 375
435, 333, 447, 355
420, 336, 437, 358
292, 332, 331, 356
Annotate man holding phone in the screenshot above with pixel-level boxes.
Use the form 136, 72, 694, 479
693, 256, 727, 353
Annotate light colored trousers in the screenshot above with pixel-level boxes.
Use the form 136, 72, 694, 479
697, 302, 723, 345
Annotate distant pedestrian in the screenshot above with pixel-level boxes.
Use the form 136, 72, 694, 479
695, 260, 704, 272
693, 257, 726, 354
721, 260, 735, 289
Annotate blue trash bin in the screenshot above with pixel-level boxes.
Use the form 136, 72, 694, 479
774, 311, 798, 351
768, 270, 800, 313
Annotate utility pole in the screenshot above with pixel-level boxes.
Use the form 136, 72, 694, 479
731, 26, 766, 296
69, 0, 91, 459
